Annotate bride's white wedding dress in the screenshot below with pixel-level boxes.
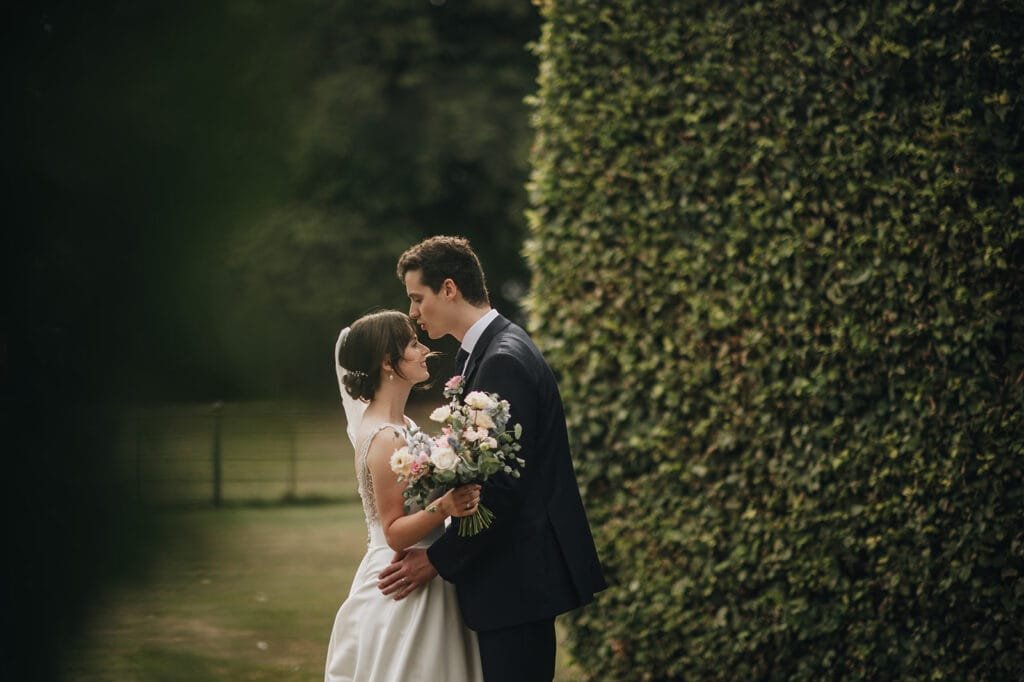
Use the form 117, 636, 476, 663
325, 329, 482, 682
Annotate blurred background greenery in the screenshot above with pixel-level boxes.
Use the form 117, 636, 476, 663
5, 0, 538, 403
3, 2, 540, 679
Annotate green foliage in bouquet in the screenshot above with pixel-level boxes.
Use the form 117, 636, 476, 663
526, 0, 1024, 679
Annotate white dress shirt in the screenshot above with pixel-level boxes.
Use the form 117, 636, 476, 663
460, 308, 500, 359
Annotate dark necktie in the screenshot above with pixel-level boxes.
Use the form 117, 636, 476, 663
454, 347, 469, 376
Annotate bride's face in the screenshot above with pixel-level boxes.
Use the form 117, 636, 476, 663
396, 335, 431, 384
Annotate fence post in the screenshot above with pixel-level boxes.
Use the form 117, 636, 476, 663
135, 413, 144, 503
287, 411, 298, 500
212, 401, 223, 507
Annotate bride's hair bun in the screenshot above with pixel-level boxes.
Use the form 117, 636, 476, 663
341, 368, 375, 402
338, 310, 419, 401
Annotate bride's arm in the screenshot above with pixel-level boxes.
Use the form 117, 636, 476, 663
366, 431, 480, 552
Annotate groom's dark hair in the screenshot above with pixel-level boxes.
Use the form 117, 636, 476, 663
396, 235, 490, 306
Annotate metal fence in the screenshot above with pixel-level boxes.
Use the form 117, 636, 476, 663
117, 401, 360, 506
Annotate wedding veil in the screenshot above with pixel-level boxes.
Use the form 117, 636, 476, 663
335, 327, 368, 448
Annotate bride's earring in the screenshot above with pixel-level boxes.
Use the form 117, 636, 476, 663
389, 373, 394, 381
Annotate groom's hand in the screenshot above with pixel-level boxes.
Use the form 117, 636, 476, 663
378, 548, 438, 601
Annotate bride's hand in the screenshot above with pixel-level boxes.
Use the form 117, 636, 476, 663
436, 484, 481, 517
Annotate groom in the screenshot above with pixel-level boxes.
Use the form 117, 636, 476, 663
378, 235, 606, 681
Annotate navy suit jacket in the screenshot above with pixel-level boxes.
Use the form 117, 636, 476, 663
427, 314, 607, 631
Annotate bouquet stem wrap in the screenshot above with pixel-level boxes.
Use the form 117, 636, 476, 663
459, 503, 495, 537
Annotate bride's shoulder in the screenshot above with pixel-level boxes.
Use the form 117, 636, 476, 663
358, 420, 406, 458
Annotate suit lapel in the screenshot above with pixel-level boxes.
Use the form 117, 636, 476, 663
463, 314, 511, 384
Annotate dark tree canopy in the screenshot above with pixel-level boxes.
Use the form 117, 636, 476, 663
5, 0, 539, 402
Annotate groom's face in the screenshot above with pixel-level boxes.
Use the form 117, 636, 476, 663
404, 269, 452, 340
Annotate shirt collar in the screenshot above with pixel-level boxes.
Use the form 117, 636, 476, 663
461, 308, 499, 357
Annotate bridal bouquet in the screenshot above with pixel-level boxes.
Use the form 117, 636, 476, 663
390, 375, 524, 537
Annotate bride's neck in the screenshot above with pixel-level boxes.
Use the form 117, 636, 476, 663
365, 381, 410, 425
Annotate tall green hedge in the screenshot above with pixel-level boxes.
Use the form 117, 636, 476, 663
525, 1, 1024, 679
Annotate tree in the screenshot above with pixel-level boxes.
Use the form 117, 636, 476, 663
217, 0, 541, 396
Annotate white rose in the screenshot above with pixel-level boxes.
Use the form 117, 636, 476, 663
473, 410, 495, 430
483, 437, 498, 449
464, 391, 497, 410
430, 446, 459, 471
389, 447, 413, 476
429, 405, 452, 422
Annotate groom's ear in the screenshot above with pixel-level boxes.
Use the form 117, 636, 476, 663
440, 278, 459, 300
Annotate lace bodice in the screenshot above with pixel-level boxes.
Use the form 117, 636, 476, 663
354, 422, 407, 537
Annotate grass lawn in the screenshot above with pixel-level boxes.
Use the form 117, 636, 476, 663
61, 503, 586, 681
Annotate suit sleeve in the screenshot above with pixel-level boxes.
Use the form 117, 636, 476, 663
427, 351, 539, 582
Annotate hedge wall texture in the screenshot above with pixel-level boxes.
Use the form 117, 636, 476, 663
525, 1, 1024, 679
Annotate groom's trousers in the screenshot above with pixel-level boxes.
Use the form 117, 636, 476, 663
476, 618, 555, 682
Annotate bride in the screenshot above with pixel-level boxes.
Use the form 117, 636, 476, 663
325, 310, 484, 681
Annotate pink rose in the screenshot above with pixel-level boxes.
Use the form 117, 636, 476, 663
445, 375, 464, 390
